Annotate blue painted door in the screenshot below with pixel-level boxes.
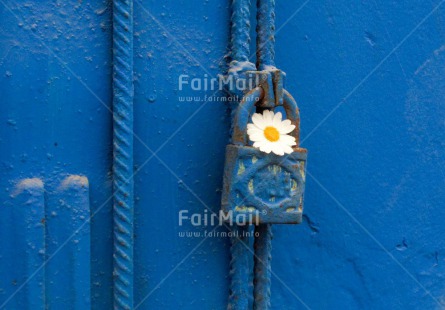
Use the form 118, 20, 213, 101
1, 1, 445, 309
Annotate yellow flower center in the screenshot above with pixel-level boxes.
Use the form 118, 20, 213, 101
263, 126, 280, 142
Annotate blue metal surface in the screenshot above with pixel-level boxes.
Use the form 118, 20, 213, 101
1, 0, 445, 309
0, 179, 45, 309
0, 1, 113, 309
46, 175, 91, 309
132, 1, 233, 308
271, 1, 445, 309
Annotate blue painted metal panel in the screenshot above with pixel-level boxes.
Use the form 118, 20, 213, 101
133, 1, 232, 307
0, 0, 445, 309
46, 175, 91, 308
271, 1, 445, 309
0, 1, 112, 309
0, 179, 45, 309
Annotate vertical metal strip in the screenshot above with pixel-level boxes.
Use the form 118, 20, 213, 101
46, 176, 91, 308
256, 0, 276, 70
64, 176, 92, 309
113, 0, 134, 309
10, 179, 45, 309
253, 224, 272, 310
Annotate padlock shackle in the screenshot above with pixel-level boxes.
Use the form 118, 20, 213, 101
232, 87, 265, 145
232, 87, 301, 146
283, 89, 301, 146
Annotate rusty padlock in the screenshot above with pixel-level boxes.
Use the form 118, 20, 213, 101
221, 87, 307, 224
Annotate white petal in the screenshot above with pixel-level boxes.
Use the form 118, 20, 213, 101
272, 112, 282, 126
249, 133, 265, 142
277, 119, 291, 130
271, 144, 285, 156
247, 123, 259, 131
278, 124, 296, 134
263, 110, 274, 124
259, 142, 273, 153
253, 141, 265, 148
247, 127, 263, 135
280, 134, 296, 146
247, 132, 263, 140
281, 143, 294, 154
252, 113, 266, 129
281, 119, 292, 125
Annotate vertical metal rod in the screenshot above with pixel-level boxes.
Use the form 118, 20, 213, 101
256, 0, 276, 70
254, 1, 275, 309
228, 225, 253, 310
112, 0, 134, 309
228, 1, 255, 309
231, 0, 254, 63
253, 224, 272, 310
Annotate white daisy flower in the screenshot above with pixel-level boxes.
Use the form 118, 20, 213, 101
247, 110, 296, 156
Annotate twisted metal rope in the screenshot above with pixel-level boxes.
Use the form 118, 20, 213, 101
228, 225, 253, 310
228, 1, 279, 309
113, 0, 134, 309
253, 224, 272, 310
231, 0, 253, 63
228, 1, 255, 310
253, 1, 275, 308
256, 0, 276, 70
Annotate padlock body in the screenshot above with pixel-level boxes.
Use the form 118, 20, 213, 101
221, 144, 307, 224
